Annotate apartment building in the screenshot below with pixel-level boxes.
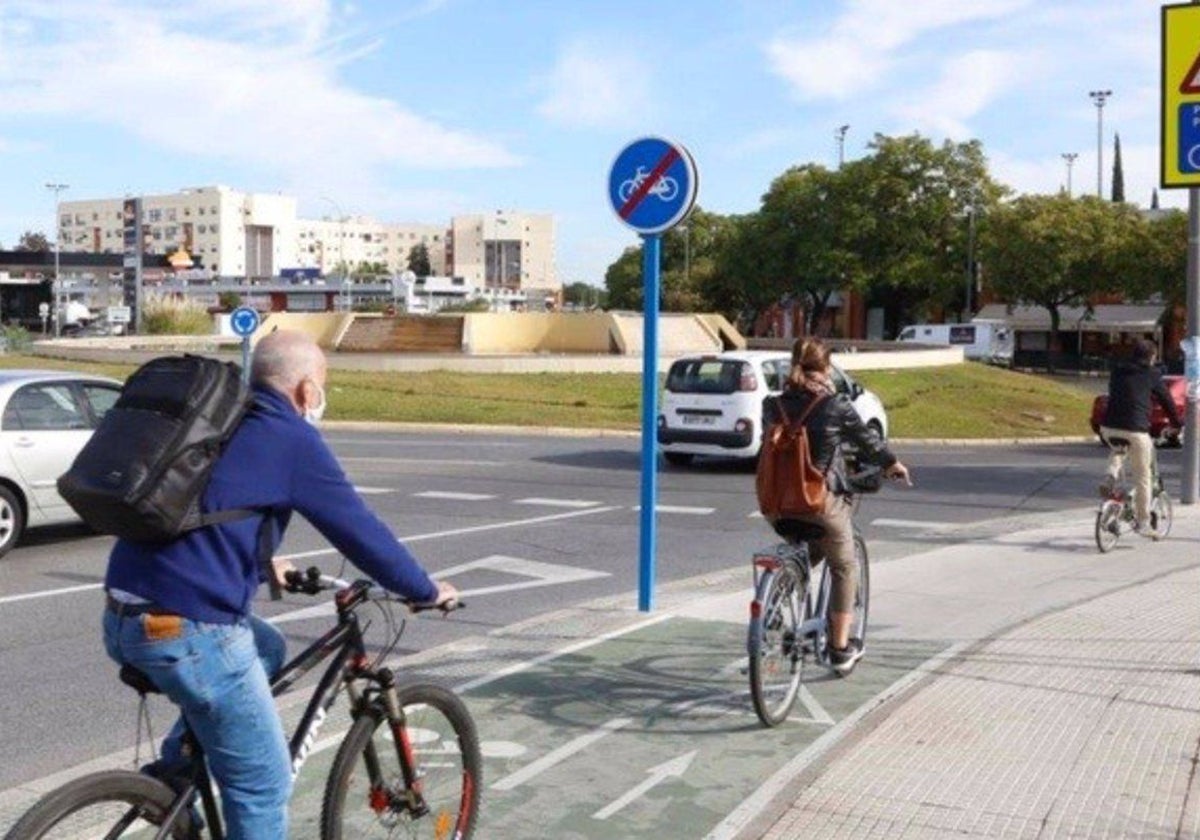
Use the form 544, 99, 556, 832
57, 187, 556, 292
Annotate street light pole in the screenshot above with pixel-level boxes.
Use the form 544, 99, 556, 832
45, 182, 69, 337
1061, 153, 1078, 197
835, 124, 850, 168
1088, 90, 1112, 198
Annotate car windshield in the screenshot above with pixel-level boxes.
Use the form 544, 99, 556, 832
665, 359, 744, 394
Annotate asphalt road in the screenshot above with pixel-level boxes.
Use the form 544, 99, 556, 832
0, 429, 1146, 817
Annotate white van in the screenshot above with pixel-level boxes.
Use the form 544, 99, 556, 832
897, 322, 1012, 366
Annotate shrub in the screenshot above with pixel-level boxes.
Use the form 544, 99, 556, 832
141, 294, 213, 335
1, 325, 31, 352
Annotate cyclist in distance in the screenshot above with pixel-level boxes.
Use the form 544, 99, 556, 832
1099, 337, 1182, 534
101, 329, 458, 840
762, 336, 911, 674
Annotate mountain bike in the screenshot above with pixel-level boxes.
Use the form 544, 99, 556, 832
5, 568, 481, 840
747, 468, 879, 728
1095, 437, 1173, 553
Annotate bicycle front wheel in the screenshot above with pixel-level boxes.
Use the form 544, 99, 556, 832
1095, 500, 1122, 553
1151, 489, 1173, 541
321, 683, 482, 840
4, 770, 194, 840
747, 562, 806, 727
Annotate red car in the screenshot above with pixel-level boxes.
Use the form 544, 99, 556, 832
1090, 375, 1186, 447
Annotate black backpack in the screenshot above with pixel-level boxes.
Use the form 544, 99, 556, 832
58, 355, 256, 544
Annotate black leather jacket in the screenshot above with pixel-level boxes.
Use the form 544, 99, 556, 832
762, 387, 897, 496
1102, 360, 1182, 432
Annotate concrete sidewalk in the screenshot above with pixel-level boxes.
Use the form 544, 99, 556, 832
731, 532, 1200, 838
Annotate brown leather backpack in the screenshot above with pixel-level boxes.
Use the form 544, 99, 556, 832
756, 394, 830, 520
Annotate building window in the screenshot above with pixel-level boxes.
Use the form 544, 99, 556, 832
166, 208, 177, 222
61, 214, 71, 227
198, 224, 207, 234
211, 206, 218, 214
92, 212, 98, 221
198, 207, 205, 216
210, 224, 218, 233
148, 209, 161, 222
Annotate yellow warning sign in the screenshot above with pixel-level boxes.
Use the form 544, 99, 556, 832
1163, 4, 1200, 187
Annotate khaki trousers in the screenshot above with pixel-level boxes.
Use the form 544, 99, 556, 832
1100, 426, 1154, 524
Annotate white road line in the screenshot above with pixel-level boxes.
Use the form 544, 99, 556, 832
632, 505, 715, 515
870, 517, 957, 530
354, 486, 394, 495
413, 490, 496, 501
2, 507, 621, 611
342, 457, 507, 466
329, 438, 527, 448
513, 498, 602, 508
491, 717, 633, 791
0, 582, 101, 606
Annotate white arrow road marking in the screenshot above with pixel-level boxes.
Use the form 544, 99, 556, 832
491, 718, 633, 791
513, 497, 602, 508
592, 750, 697, 820
413, 490, 496, 501
270, 554, 611, 625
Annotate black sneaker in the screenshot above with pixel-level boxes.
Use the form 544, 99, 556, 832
829, 639, 864, 675
140, 759, 204, 830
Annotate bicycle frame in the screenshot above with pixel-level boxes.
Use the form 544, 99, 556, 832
149, 583, 415, 840
752, 545, 833, 664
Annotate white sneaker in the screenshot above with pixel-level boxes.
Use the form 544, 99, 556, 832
829, 639, 864, 675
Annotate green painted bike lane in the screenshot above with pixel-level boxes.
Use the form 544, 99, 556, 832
462, 616, 944, 839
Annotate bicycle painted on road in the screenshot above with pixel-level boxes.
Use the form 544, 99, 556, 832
5, 568, 481, 840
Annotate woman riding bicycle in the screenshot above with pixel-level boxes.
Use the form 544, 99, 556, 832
762, 337, 910, 674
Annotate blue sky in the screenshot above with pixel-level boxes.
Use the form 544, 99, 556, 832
0, 0, 1174, 285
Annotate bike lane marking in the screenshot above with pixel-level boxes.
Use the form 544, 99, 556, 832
618, 146, 681, 219
491, 717, 633, 790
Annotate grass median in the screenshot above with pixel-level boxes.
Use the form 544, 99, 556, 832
1, 354, 1095, 439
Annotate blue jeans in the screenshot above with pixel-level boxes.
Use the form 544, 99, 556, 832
103, 609, 291, 840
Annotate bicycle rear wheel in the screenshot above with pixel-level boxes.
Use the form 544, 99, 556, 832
747, 562, 806, 727
1150, 488, 1173, 541
1095, 500, 1122, 553
321, 683, 482, 840
4, 770, 195, 840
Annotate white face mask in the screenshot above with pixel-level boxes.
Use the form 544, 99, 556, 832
304, 382, 327, 426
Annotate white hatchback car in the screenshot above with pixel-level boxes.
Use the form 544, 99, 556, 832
0, 370, 123, 556
657, 350, 889, 466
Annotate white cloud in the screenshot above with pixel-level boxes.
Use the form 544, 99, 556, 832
535, 41, 651, 129
765, 0, 1034, 101
0, 0, 520, 186
892, 49, 1036, 139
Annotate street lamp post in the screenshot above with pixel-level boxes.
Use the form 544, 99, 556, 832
45, 182, 69, 337
1088, 90, 1112, 198
835, 124, 850, 168
1061, 152, 1079, 197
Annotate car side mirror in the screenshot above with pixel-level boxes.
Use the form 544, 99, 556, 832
851, 382, 864, 399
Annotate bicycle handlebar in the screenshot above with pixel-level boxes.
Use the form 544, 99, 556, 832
283, 567, 463, 614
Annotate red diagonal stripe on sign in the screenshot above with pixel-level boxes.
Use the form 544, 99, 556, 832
619, 147, 681, 220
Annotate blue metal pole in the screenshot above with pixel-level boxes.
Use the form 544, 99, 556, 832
638, 234, 661, 612
241, 336, 251, 385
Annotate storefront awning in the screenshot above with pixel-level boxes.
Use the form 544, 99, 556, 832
972, 304, 1164, 333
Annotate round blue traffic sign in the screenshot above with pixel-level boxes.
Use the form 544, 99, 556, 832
230, 306, 260, 338
608, 137, 698, 235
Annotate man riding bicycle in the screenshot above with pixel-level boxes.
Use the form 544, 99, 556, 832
1098, 338, 1182, 535
102, 330, 457, 840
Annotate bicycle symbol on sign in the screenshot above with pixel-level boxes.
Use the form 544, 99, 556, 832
618, 166, 680, 203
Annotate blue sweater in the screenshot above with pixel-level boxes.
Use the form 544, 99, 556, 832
105, 386, 439, 623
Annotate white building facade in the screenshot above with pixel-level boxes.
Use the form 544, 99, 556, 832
57, 187, 557, 295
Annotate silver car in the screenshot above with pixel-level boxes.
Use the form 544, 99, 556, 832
0, 370, 123, 556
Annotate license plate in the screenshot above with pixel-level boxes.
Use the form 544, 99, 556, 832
681, 414, 716, 425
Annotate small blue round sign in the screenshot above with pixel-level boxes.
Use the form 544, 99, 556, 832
230, 306, 260, 338
608, 137, 698, 235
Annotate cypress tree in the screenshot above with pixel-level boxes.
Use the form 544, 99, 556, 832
1152, 188, 1160, 209
1111, 133, 1125, 202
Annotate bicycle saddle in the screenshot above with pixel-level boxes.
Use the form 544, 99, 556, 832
119, 664, 161, 695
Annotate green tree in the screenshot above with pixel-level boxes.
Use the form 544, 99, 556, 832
604, 245, 643, 310
1122, 209, 1187, 304
18, 231, 50, 252
407, 243, 432, 276
850, 134, 1007, 332
1111, 133, 1125, 203
979, 194, 1143, 342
